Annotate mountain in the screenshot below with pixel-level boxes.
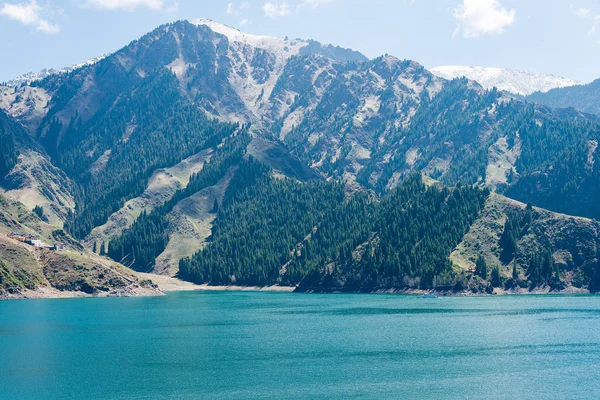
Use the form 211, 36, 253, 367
1, 19, 600, 295
527, 79, 600, 116
430, 66, 580, 96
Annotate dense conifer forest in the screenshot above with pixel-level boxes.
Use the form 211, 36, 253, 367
178, 172, 489, 289
179, 158, 346, 285
0, 110, 21, 179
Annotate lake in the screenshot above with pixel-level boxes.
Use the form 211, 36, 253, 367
1, 291, 600, 399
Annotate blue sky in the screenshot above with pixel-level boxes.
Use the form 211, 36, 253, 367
1, 0, 599, 83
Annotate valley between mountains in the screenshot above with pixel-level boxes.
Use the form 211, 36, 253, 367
1, 19, 600, 298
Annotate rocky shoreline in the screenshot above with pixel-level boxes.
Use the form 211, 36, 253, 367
0, 283, 164, 300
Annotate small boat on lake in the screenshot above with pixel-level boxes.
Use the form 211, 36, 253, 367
422, 293, 438, 299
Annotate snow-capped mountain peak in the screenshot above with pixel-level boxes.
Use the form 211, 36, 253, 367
192, 19, 307, 60
430, 66, 580, 96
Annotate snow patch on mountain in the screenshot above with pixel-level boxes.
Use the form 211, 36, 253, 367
430, 66, 580, 96
6, 56, 106, 87
192, 19, 308, 122
192, 19, 306, 60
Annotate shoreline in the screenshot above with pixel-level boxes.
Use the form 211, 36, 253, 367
196, 284, 296, 292
1, 274, 594, 300
293, 285, 592, 296
138, 273, 296, 293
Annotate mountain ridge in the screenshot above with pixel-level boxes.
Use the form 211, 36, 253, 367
527, 78, 600, 116
4, 56, 106, 88
431, 65, 580, 96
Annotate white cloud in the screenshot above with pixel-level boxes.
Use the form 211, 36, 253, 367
84, 0, 177, 11
36, 18, 59, 33
240, 18, 250, 25
0, 0, 59, 34
226, 2, 233, 14
452, 0, 515, 38
263, 1, 291, 18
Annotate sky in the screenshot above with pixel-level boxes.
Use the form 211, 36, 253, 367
1, 0, 599, 83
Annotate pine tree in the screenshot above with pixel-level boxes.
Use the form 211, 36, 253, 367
500, 215, 518, 263
475, 255, 487, 279
33, 205, 44, 220
491, 266, 501, 287
527, 252, 542, 287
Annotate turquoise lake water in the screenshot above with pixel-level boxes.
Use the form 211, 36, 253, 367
1, 291, 600, 399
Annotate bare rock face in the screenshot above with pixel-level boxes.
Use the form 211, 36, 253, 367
0, 85, 50, 133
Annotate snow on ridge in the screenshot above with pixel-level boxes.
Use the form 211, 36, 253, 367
191, 19, 307, 60
191, 19, 309, 123
430, 66, 581, 96
6, 56, 107, 88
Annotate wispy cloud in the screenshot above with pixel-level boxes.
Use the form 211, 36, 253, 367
227, 1, 249, 16
83, 0, 177, 11
262, 0, 338, 18
571, 4, 600, 36
227, 1, 251, 26
302, 0, 335, 8
452, 0, 515, 38
591, 15, 600, 34
0, 0, 59, 34
263, 1, 291, 18
571, 6, 591, 17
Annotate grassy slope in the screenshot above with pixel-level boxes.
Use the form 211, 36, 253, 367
153, 167, 236, 276
0, 194, 161, 299
85, 149, 213, 249
0, 150, 75, 228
